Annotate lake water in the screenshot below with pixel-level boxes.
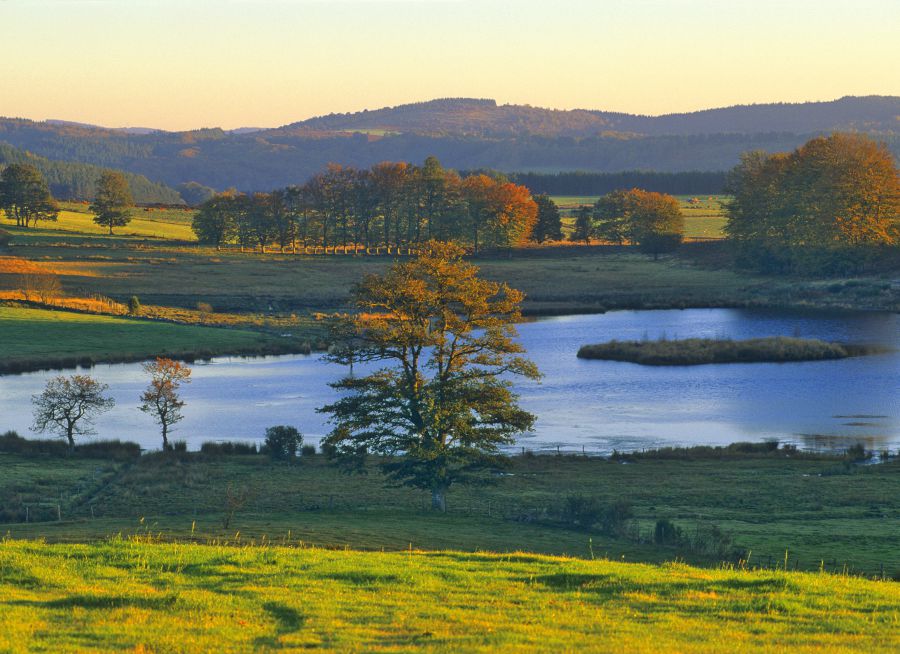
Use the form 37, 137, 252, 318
1, 309, 897, 454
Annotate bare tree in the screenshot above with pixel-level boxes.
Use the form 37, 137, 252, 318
21, 272, 62, 304
223, 483, 252, 529
32, 375, 115, 452
139, 357, 191, 450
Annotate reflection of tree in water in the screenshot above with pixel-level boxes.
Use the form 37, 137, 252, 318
797, 425, 893, 455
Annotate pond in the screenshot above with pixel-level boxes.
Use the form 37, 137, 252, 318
1, 308, 897, 455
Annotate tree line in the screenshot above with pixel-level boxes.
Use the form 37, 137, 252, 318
506, 170, 726, 196
192, 157, 544, 253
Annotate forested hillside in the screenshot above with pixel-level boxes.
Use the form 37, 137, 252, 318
0, 142, 183, 204
0, 96, 896, 193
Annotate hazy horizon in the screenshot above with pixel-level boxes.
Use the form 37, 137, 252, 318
3, 0, 898, 131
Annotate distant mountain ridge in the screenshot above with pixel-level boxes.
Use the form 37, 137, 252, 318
0, 96, 897, 192
281, 96, 900, 137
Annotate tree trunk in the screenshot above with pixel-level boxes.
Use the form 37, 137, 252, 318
162, 423, 169, 450
66, 424, 75, 454
431, 486, 447, 512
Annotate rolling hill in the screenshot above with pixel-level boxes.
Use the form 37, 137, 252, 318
1, 96, 897, 193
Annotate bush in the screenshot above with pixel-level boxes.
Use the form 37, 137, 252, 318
560, 494, 603, 530
654, 518, 683, 545
600, 500, 634, 537
846, 442, 870, 461
301, 444, 316, 457
127, 296, 142, 315
171, 440, 188, 452
263, 426, 303, 461
200, 441, 259, 456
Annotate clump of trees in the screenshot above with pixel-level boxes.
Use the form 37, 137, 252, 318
725, 133, 900, 273
571, 188, 685, 258
319, 240, 541, 511
263, 425, 303, 461
192, 158, 538, 253
0, 164, 59, 228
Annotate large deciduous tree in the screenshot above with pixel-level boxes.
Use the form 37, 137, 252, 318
0, 164, 59, 228
319, 241, 541, 511
90, 171, 133, 234
139, 357, 191, 450
31, 375, 115, 451
725, 133, 900, 272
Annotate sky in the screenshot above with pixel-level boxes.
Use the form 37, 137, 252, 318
1, 0, 898, 131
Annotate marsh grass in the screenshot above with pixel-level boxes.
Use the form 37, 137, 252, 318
577, 336, 888, 366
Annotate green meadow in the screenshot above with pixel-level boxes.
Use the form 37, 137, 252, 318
0, 305, 309, 373
1, 539, 898, 653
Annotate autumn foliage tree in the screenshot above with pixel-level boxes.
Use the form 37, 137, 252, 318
593, 188, 685, 258
139, 358, 191, 450
725, 133, 900, 272
191, 158, 537, 252
319, 241, 541, 511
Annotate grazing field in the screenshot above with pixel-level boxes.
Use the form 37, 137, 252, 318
551, 194, 729, 239
24, 203, 197, 241
1, 539, 897, 653
0, 305, 312, 373
3, 451, 899, 576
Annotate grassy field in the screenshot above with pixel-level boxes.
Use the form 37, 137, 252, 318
0, 305, 314, 373
3, 451, 899, 576
24, 203, 197, 241
550, 194, 729, 240
1, 539, 897, 653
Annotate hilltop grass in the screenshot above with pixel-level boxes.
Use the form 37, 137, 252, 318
576, 336, 888, 366
0, 539, 897, 653
3, 452, 900, 576
0, 305, 316, 373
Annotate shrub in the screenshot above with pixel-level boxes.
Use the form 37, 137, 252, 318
171, 440, 188, 452
600, 500, 634, 537
654, 518, 682, 545
263, 426, 302, 461
200, 441, 259, 456
559, 494, 603, 531
127, 296, 142, 315
301, 444, 316, 457
846, 442, 869, 461
0, 431, 140, 460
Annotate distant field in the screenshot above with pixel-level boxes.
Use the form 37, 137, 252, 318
1, 540, 897, 653
551, 194, 729, 239
0, 305, 306, 372
43, 203, 198, 240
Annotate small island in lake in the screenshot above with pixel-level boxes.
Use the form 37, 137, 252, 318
576, 336, 887, 366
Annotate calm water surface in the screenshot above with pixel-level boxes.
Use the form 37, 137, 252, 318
1, 309, 897, 454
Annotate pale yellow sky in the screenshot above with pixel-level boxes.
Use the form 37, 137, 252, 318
1, 0, 898, 131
